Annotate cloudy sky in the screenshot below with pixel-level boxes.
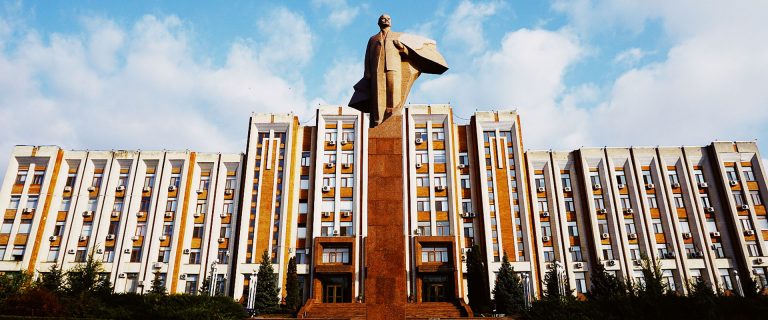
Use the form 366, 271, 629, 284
1, 0, 767, 177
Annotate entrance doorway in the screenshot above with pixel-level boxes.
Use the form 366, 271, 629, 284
422, 274, 451, 302
322, 276, 351, 303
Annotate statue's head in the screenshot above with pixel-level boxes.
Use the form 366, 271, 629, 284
378, 14, 391, 29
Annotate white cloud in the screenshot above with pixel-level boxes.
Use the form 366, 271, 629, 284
442, 0, 499, 54
312, 0, 361, 29
613, 48, 647, 66
319, 59, 362, 105
255, 8, 314, 69
0, 11, 313, 176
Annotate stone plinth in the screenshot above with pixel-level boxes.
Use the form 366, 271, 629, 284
365, 115, 407, 319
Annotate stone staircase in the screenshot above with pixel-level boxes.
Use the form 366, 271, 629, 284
405, 302, 468, 319
298, 300, 366, 320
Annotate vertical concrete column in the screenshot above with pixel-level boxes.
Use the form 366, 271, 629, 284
365, 115, 406, 319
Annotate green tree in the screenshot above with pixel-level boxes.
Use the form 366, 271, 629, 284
466, 245, 491, 314
0, 270, 35, 302
149, 271, 166, 295
587, 260, 628, 301
543, 264, 571, 303
284, 256, 301, 313
638, 255, 666, 297
66, 249, 111, 296
39, 263, 65, 294
253, 250, 280, 313
492, 252, 526, 314
199, 276, 211, 296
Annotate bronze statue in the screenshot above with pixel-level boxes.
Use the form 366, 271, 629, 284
349, 14, 448, 127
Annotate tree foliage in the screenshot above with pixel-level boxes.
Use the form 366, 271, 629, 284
492, 252, 526, 314
466, 244, 491, 314
284, 256, 301, 313
253, 250, 280, 313
149, 271, 167, 295
587, 260, 628, 301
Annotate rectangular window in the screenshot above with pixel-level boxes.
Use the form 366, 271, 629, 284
321, 222, 334, 236
431, 129, 445, 141
18, 220, 32, 234
340, 175, 354, 187
568, 221, 579, 237
574, 272, 587, 294
461, 201, 472, 214
9, 196, 21, 210
668, 172, 679, 185
27, 196, 39, 210
102, 247, 114, 262
341, 129, 355, 142
653, 219, 663, 234
170, 173, 181, 188
322, 247, 350, 264
435, 199, 449, 211
726, 167, 738, 182
751, 191, 763, 206
1, 222, 13, 234
642, 170, 653, 185
192, 224, 204, 239
300, 176, 310, 189
158, 248, 170, 263
561, 173, 572, 189
130, 246, 142, 262
417, 221, 431, 236
694, 169, 705, 184
47, 248, 59, 262
571, 246, 583, 262
15, 169, 28, 185
674, 195, 685, 208
459, 153, 469, 166
436, 221, 450, 236
32, 171, 45, 185
647, 196, 658, 209
144, 173, 155, 188
743, 167, 756, 181
421, 246, 449, 262
189, 249, 201, 264
434, 150, 447, 164
564, 198, 575, 212
594, 197, 605, 210
217, 249, 229, 264
301, 152, 311, 167
185, 275, 199, 294
417, 199, 430, 212
339, 221, 353, 236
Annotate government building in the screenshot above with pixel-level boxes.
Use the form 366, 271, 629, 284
1, 105, 767, 317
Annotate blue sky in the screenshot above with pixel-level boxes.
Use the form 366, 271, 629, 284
1, 0, 767, 175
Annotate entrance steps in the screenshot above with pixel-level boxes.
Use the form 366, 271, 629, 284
298, 300, 366, 320
405, 302, 469, 319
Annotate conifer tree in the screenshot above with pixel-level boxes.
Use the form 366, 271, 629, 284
40, 263, 65, 294
284, 256, 300, 312
587, 260, 627, 301
639, 255, 666, 297
149, 271, 166, 295
253, 250, 280, 313
492, 252, 525, 314
466, 245, 491, 314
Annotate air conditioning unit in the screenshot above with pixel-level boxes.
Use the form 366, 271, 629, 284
64, 186, 72, 192
169, 185, 177, 191
646, 183, 655, 189
710, 231, 721, 237
22, 208, 33, 213
574, 262, 583, 269
569, 247, 577, 252
79, 235, 87, 241
49, 236, 57, 241
461, 212, 475, 218
220, 212, 228, 218
96, 248, 103, 254
159, 236, 167, 241
705, 207, 715, 213
87, 186, 96, 192
103, 234, 115, 240
342, 211, 351, 217
617, 184, 626, 189
540, 211, 550, 217
698, 182, 708, 188
744, 230, 755, 236
183, 249, 190, 254
218, 237, 226, 243
628, 233, 638, 240
224, 189, 233, 195
153, 262, 164, 269
415, 138, 424, 145
633, 260, 642, 266
593, 184, 602, 190
740, 204, 749, 210
564, 186, 572, 192
666, 252, 676, 259
542, 236, 551, 242
332, 229, 339, 236
322, 186, 331, 192
111, 211, 120, 217
624, 208, 634, 214
326, 162, 335, 168
601, 233, 610, 239
607, 260, 616, 266
165, 212, 173, 218
116, 185, 125, 192
124, 248, 131, 254
598, 208, 607, 214
756, 258, 765, 265
197, 189, 204, 194
414, 229, 422, 236
458, 164, 467, 169
82, 210, 93, 217
143, 186, 151, 192
671, 182, 681, 188
328, 140, 336, 146
118, 273, 126, 278
537, 186, 546, 193
729, 180, 738, 186
67, 249, 75, 254
136, 212, 145, 218
322, 212, 331, 218
343, 163, 351, 169
138, 281, 144, 286
131, 235, 140, 241
193, 212, 201, 218
340, 140, 348, 145
179, 274, 187, 280
682, 232, 692, 239
435, 185, 446, 191
415, 163, 423, 169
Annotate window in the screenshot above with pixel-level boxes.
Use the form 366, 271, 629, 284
574, 272, 587, 294
220, 224, 232, 238
192, 224, 204, 239
417, 221, 431, 236
196, 200, 207, 215
47, 248, 59, 262
567, 221, 579, 237
185, 275, 199, 294
463, 222, 474, 238
535, 174, 545, 189
15, 169, 27, 185
701, 195, 711, 208
421, 246, 449, 262
170, 173, 181, 188
725, 167, 738, 182
459, 153, 469, 166
11, 246, 25, 261
322, 176, 336, 188
615, 173, 626, 186
296, 249, 309, 264
751, 191, 763, 206
461, 201, 472, 214
223, 200, 234, 215
92, 173, 103, 188
301, 152, 311, 167
298, 201, 308, 214
713, 243, 725, 258
625, 222, 636, 234
217, 249, 229, 264
747, 242, 760, 257
324, 131, 337, 142
674, 195, 685, 208
53, 221, 65, 236
590, 173, 601, 187
431, 128, 445, 141
117, 172, 129, 187
603, 248, 614, 260
323, 152, 336, 164
130, 246, 142, 262
647, 196, 658, 209
416, 175, 429, 187
417, 199, 430, 212
297, 224, 307, 239
321, 222, 334, 236
435, 199, 449, 211
300, 176, 310, 189
26, 196, 39, 210
571, 246, 583, 262
8, 196, 20, 210
652, 219, 663, 234
594, 197, 605, 210
74, 247, 87, 262
414, 128, 427, 141
436, 221, 450, 236
629, 245, 641, 260
598, 221, 609, 234
561, 173, 572, 189
341, 129, 355, 142
719, 269, 733, 290
668, 171, 679, 185
754, 268, 768, 288
1, 222, 12, 234
166, 198, 177, 212
743, 167, 756, 181
541, 222, 552, 237
543, 248, 555, 262
694, 169, 705, 184
127, 273, 140, 293
741, 218, 753, 232
564, 198, 575, 212
340, 175, 354, 187
113, 199, 124, 213
189, 249, 201, 264
158, 247, 170, 263
642, 170, 653, 185
18, 220, 31, 234
140, 197, 151, 212
32, 171, 44, 185
620, 195, 631, 210
198, 175, 210, 191
341, 152, 354, 165
434, 151, 446, 164
322, 247, 350, 264
460, 176, 470, 189
80, 222, 92, 237
144, 173, 155, 188
434, 175, 447, 188
339, 222, 353, 236
321, 200, 335, 213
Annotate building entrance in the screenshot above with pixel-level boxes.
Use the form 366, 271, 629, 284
322, 276, 351, 303
421, 275, 450, 302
